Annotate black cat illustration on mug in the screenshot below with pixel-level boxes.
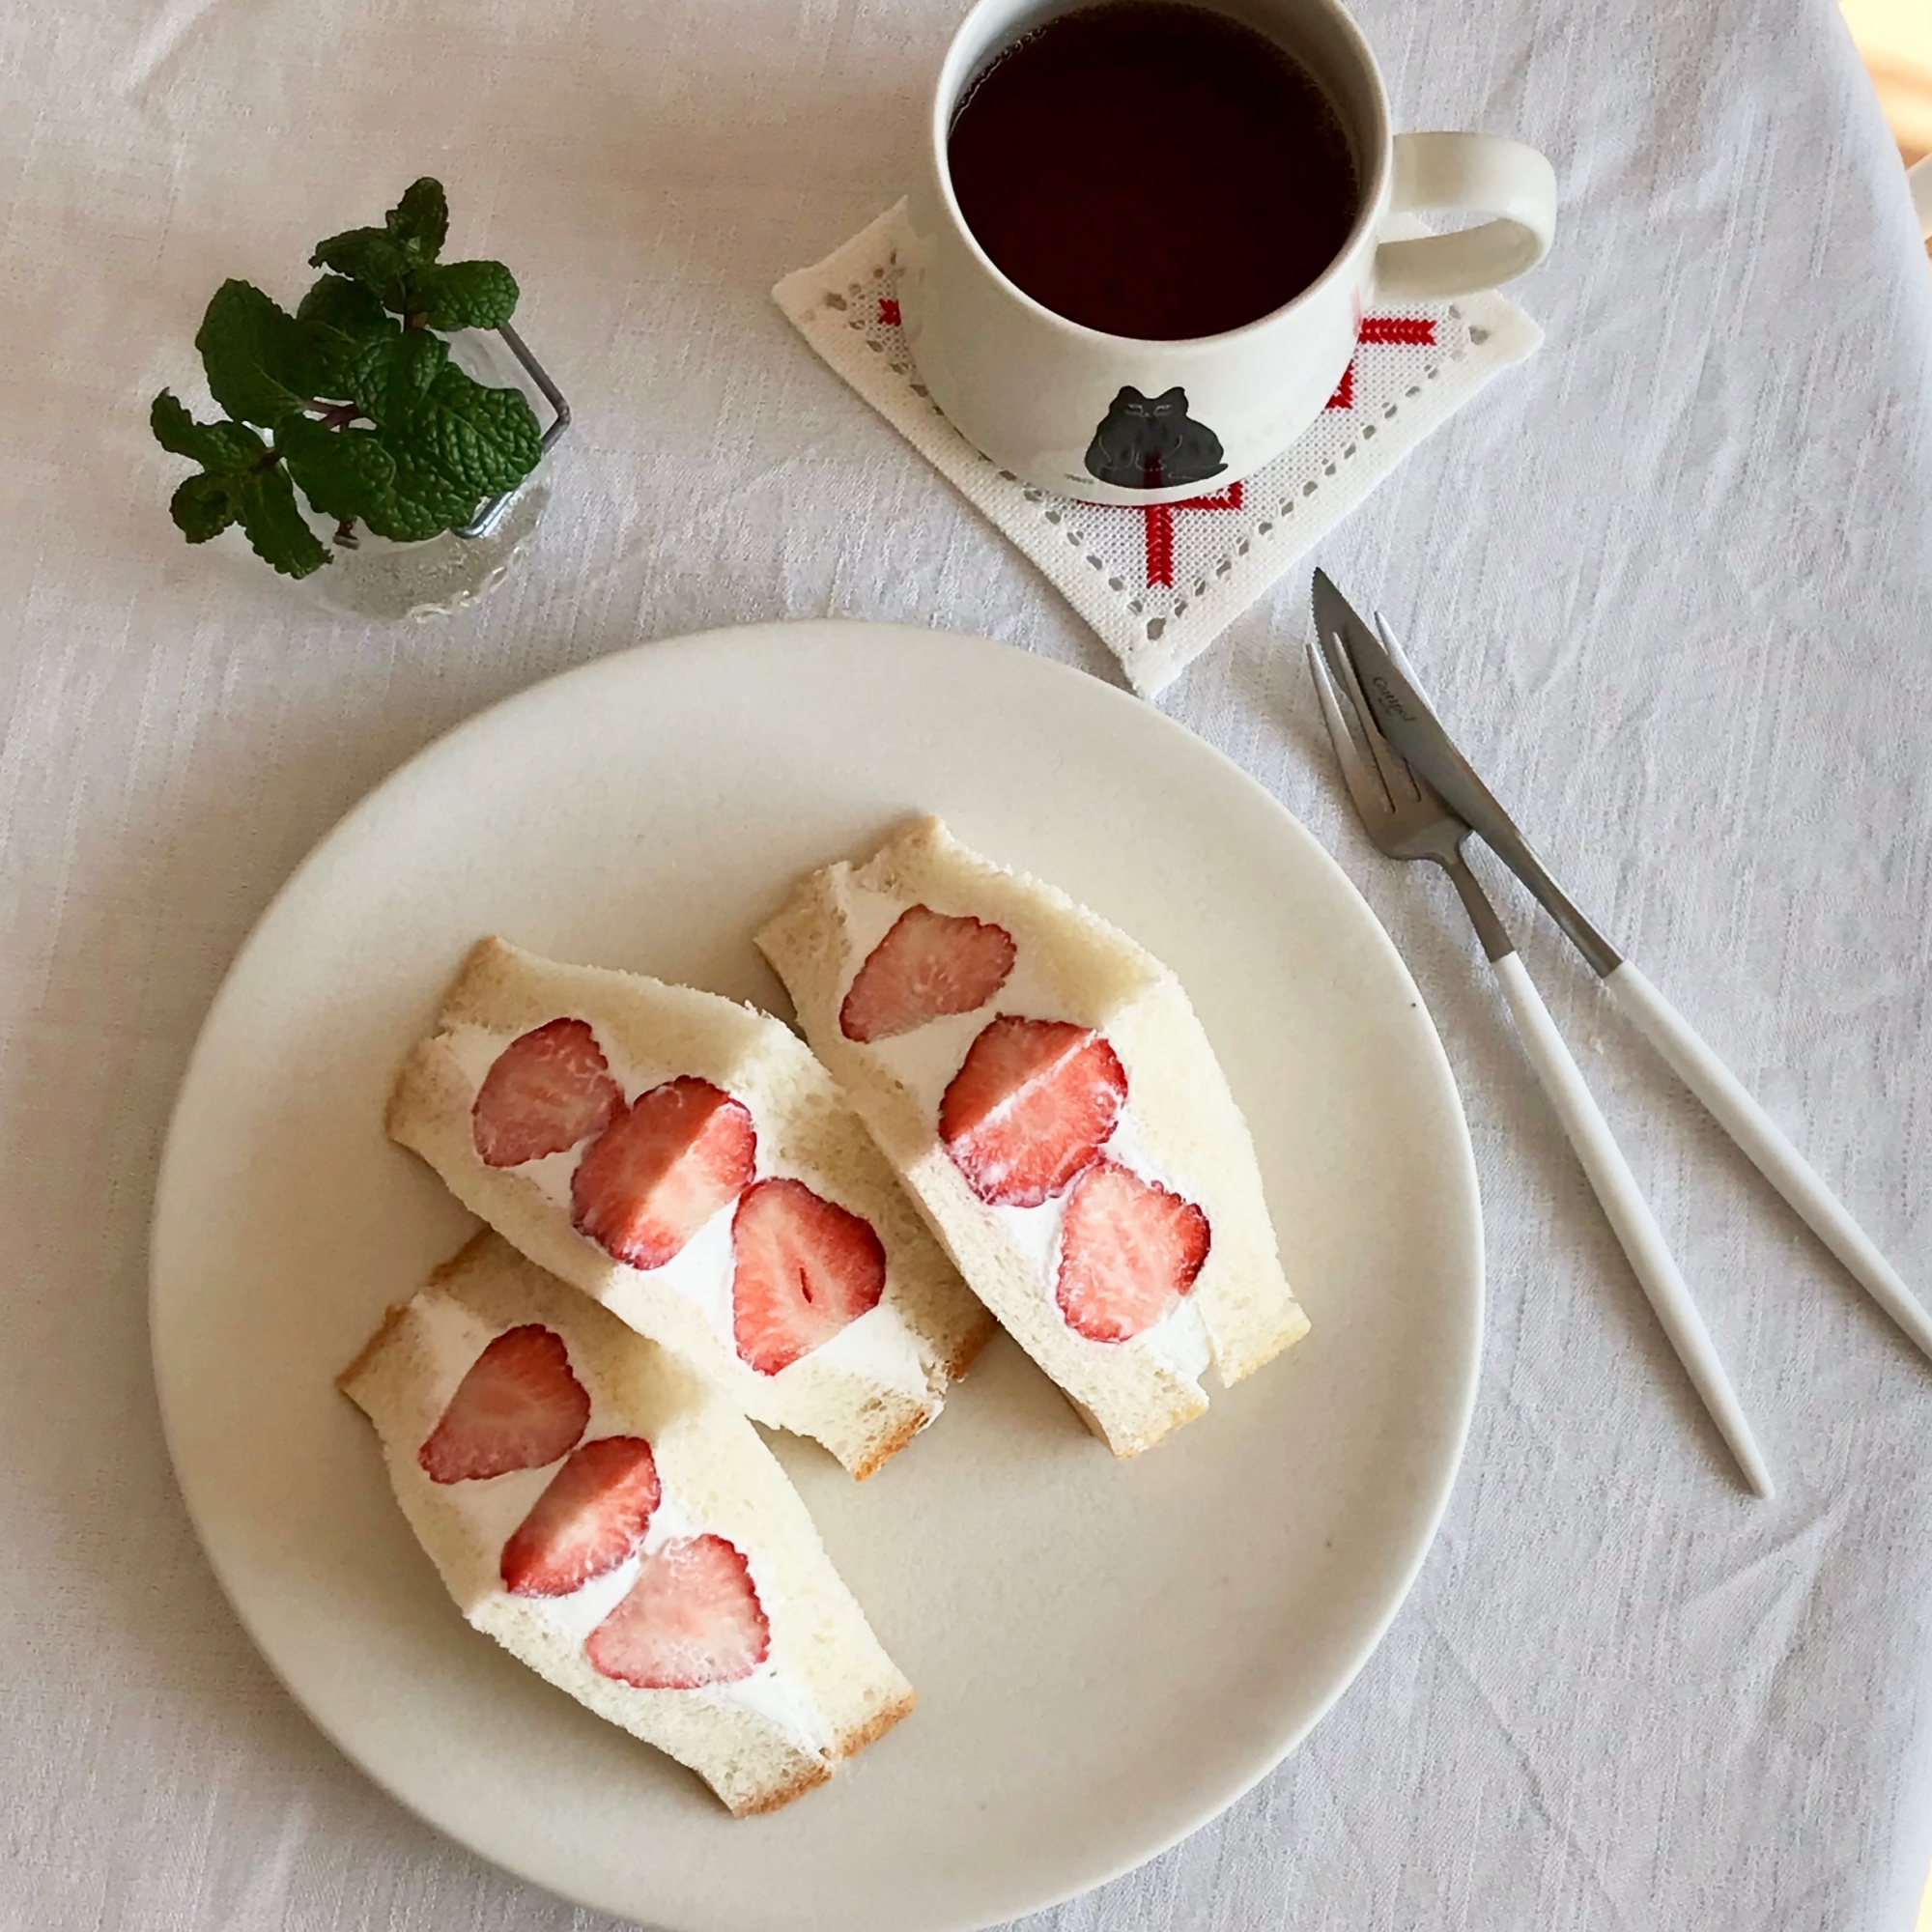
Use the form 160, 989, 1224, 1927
1083, 386, 1228, 490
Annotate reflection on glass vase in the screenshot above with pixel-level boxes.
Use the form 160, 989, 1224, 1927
309, 484, 552, 620
303, 323, 568, 622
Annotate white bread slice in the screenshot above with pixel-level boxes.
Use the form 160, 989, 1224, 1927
338, 1232, 915, 1816
755, 816, 1308, 1459
386, 939, 994, 1478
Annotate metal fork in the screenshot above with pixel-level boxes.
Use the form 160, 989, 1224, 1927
1307, 636, 1775, 1498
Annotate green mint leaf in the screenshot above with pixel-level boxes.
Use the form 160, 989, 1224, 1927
153, 388, 327, 572
309, 228, 413, 311
386, 179, 448, 262
308, 179, 452, 310
235, 464, 330, 578
195, 280, 325, 427
357, 455, 479, 543
358, 361, 541, 542
151, 390, 270, 469
409, 362, 542, 494
297, 272, 390, 338
410, 260, 519, 331
169, 472, 241, 543
151, 388, 206, 458
385, 329, 449, 417
275, 414, 398, 521
298, 277, 401, 400
153, 389, 327, 575
336, 326, 447, 423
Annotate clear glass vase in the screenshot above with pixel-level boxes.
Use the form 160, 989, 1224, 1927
308, 483, 551, 620
301, 325, 566, 621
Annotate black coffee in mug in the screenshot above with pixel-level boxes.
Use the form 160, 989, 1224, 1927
948, 0, 1360, 340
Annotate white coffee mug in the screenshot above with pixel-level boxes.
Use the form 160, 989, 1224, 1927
897, 0, 1557, 505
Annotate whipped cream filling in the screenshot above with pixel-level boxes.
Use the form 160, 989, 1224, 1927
441, 1021, 927, 1397
836, 887, 1213, 1382
410, 1293, 832, 1756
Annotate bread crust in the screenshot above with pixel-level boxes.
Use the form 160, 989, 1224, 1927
335, 1300, 411, 1396
728, 1760, 835, 1816
832, 1685, 917, 1761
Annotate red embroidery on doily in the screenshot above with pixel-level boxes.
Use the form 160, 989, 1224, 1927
1360, 316, 1434, 344
1142, 480, 1244, 587
1181, 482, 1242, 511
1145, 505, 1175, 585
878, 298, 900, 327
1325, 315, 1435, 413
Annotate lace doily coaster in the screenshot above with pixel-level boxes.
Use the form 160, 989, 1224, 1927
775, 204, 1542, 697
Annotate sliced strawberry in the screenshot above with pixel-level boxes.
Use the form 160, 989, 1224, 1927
938, 1015, 1127, 1207
499, 1435, 662, 1597
471, 1017, 622, 1168
730, 1178, 887, 1376
418, 1324, 590, 1483
571, 1077, 757, 1269
839, 904, 1017, 1042
1055, 1159, 1211, 1343
585, 1533, 770, 1689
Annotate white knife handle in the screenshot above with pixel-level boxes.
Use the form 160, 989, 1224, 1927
1605, 961, 1932, 1364
1492, 952, 1775, 1497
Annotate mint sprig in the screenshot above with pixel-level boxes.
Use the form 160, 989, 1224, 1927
151, 178, 542, 580
307, 177, 520, 330
152, 392, 330, 578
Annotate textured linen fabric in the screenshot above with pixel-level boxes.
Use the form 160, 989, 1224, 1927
3, 0, 1931, 1924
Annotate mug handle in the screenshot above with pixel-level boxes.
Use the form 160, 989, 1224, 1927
1375, 132, 1557, 300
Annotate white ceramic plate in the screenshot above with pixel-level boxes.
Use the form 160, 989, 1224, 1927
151, 620, 1481, 1932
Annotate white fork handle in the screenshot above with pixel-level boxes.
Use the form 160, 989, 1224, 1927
1605, 962, 1932, 1363
1492, 952, 1775, 1497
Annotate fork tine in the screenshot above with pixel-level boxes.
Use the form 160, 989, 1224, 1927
1306, 638, 1394, 823
1319, 621, 1421, 810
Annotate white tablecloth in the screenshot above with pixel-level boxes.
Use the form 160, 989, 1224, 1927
6, 0, 1932, 1923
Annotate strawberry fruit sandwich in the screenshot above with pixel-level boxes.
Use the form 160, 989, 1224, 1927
756, 816, 1308, 1458
386, 938, 995, 1479
340, 1233, 914, 1814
